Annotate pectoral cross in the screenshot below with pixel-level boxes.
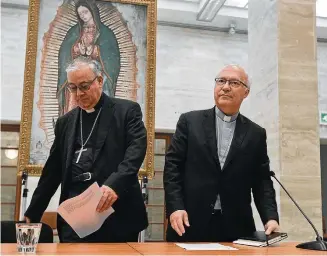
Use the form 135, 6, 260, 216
75, 147, 87, 163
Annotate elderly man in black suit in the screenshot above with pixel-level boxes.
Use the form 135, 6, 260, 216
164, 65, 280, 242
25, 56, 148, 243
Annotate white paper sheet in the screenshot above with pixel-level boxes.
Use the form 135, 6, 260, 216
57, 182, 115, 238
175, 243, 238, 251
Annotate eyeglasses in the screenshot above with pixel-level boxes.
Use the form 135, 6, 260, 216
67, 76, 98, 93
215, 78, 248, 88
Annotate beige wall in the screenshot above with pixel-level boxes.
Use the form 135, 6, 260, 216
249, 0, 322, 241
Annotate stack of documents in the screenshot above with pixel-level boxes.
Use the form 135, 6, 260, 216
175, 243, 238, 251
57, 182, 115, 238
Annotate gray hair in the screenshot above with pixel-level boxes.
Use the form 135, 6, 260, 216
246, 77, 251, 89
66, 56, 102, 77
219, 64, 250, 89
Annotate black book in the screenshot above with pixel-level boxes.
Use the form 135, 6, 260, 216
233, 231, 288, 247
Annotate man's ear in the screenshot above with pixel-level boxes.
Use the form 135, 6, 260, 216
97, 76, 103, 88
243, 88, 250, 99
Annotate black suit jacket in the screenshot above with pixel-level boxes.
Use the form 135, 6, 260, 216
25, 94, 148, 238
164, 107, 279, 241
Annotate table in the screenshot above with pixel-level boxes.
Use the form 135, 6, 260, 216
129, 242, 327, 255
0, 243, 139, 255
1, 242, 327, 255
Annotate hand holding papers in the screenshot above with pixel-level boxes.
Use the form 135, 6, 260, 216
57, 182, 115, 238
96, 185, 118, 213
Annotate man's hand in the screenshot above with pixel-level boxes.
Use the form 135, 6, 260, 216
264, 220, 280, 235
25, 217, 31, 223
96, 185, 118, 213
170, 210, 190, 236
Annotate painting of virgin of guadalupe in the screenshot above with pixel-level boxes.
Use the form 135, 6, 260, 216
36, 0, 146, 149
57, 0, 121, 115
18, 0, 156, 178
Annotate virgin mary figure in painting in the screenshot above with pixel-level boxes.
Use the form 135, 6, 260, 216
57, 0, 120, 115
36, 0, 140, 150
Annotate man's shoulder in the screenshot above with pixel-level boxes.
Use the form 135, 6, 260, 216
57, 108, 78, 123
110, 97, 138, 106
52, 108, 78, 135
181, 108, 213, 119
109, 97, 139, 112
240, 114, 265, 133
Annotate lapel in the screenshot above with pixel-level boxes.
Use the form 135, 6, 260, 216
65, 108, 79, 171
222, 114, 248, 171
92, 95, 115, 164
203, 107, 221, 169
64, 95, 116, 171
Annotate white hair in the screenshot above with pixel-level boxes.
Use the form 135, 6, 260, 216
220, 64, 250, 89
66, 56, 102, 77
246, 77, 251, 89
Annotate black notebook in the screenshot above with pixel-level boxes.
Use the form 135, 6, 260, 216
233, 231, 288, 247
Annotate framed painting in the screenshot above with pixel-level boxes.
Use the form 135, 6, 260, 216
17, 0, 157, 178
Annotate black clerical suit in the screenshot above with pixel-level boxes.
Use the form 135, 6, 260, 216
164, 107, 279, 242
25, 93, 148, 242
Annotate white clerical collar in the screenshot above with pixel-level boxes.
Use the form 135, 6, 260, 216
215, 106, 238, 122
85, 108, 95, 113
83, 94, 103, 114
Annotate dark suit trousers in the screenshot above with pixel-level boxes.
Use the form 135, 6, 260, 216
60, 223, 139, 243
206, 210, 238, 242
167, 210, 238, 242
59, 181, 139, 243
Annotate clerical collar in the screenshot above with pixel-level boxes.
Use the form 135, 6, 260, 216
215, 106, 238, 122
84, 93, 104, 113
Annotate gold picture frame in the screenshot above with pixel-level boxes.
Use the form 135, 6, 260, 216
17, 0, 156, 179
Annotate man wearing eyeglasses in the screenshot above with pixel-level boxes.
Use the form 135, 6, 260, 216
24, 56, 148, 242
164, 65, 280, 242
